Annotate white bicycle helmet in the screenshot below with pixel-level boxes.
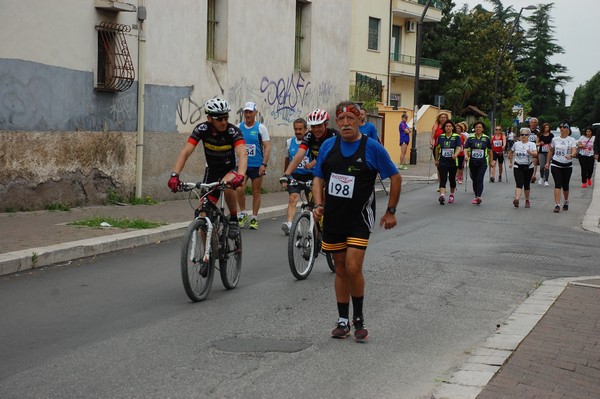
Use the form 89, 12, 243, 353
307, 109, 329, 126
204, 97, 231, 115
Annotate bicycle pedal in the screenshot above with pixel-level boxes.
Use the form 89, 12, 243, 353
199, 262, 209, 278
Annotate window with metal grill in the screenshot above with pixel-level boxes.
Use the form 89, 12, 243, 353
95, 21, 135, 92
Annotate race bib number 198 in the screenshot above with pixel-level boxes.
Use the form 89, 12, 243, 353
328, 173, 355, 199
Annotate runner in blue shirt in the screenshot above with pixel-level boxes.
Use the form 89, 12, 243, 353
312, 101, 401, 342
358, 108, 379, 142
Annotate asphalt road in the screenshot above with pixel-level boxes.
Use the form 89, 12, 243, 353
1, 175, 599, 398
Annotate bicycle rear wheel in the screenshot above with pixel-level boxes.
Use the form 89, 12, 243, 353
180, 219, 214, 302
219, 223, 242, 289
288, 212, 316, 280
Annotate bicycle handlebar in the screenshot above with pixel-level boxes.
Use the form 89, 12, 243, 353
179, 181, 230, 193
282, 177, 312, 188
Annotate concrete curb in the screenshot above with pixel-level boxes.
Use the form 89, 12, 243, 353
0, 203, 289, 277
582, 174, 600, 233
431, 275, 600, 399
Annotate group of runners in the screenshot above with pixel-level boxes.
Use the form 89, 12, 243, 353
430, 114, 598, 212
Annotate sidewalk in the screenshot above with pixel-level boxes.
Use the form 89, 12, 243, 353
2, 161, 600, 399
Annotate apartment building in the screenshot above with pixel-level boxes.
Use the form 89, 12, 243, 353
349, 0, 444, 162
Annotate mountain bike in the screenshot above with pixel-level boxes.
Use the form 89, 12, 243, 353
286, 179, 334, 280
178, 181, 242, 302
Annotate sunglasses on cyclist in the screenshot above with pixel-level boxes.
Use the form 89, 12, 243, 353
211, 115, 229, 122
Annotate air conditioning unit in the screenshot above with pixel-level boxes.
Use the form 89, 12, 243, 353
405, 20, 416, 33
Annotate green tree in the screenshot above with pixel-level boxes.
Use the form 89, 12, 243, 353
570, 71, 600, 127
519, 3, 571, 117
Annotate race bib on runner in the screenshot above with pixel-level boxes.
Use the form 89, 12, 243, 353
328, 173, 355, 199
555, 149, 566, 157
493, 140, 503, 147
541, 144, 549, 153
441, 148, 454, 158
472, 149, 485, 159
298, 156, 310, 169
580, 148, 593, 156
245, 144, 256, 157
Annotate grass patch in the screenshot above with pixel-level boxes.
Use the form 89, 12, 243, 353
69, 216, 165, 229
243, 186, 268, 196
46, 201, 71, 211
106, 189, 158, 206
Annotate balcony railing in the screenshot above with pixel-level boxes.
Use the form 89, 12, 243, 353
416, 0, 444, 9
390, 53, 441, 68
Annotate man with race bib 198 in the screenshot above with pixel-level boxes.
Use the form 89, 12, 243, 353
312, 101, 401, 342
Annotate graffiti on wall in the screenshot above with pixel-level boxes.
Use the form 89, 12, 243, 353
259, 72, 313, 124
110, 92, 136, 121
176, 97, 205, 126
174, 73, 338, 130
0, 74, 52, 129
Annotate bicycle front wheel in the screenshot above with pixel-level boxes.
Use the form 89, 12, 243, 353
288, 212, 316, 280
325, 252, 335, 272
219, 224, 242, 289
180, 219, 214, 302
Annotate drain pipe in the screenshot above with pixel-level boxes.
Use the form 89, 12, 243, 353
135, 2, 147, 198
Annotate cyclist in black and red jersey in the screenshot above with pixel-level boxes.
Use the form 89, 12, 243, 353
280, 109, 338, 179
168, 97, 247, 238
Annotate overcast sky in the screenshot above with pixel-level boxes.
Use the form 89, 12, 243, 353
454, 0, 598, 105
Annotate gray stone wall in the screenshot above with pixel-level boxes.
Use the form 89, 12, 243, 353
0, 130, 289, 211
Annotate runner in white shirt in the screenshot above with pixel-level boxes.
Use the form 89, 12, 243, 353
509, 128, 538, 208
545, 121, 578, 213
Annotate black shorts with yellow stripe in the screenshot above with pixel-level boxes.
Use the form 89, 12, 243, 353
322, 228, 370, 252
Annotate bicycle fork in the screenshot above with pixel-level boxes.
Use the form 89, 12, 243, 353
190, 217, 213, 263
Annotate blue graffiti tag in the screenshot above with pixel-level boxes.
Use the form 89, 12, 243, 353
259, 72, 311, 113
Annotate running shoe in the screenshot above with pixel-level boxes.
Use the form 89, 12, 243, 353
331, 321, 351, 339
562, 202, 569, 211
448, 194, 455, 204
400, 165, 408, 170
498, 175, 502, 182
228, 219, 240, 239
554, 205, 560, 213
582, 183, 587, 188
476, 197, 482, 205
249, 218, 259, 230
525, 200, 531, 208
353, 317, 369, 342
457, 178, 463, 184
513, 199, 519, 208
588, 178, 593, 187
238, 213, 248, 228
472, 198, 478, 205
538, 179, 543, 185
281, 221, 292, 235
490, 177, 495, 183
544, 181, 549, 187
438, 194, 445, 205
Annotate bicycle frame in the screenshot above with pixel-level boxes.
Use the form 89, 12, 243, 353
182, 181, 227, 265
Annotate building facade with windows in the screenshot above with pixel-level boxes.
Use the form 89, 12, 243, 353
348, 0, 443, 162
350, 0, 442, 110
0, 0, 351, 210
